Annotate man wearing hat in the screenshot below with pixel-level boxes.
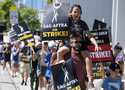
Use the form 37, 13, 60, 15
102, 63, 124, 90
114, 43, 125, 76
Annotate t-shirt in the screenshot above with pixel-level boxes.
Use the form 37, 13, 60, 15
0, 44, 4, 60
71, 49, 87, 81
115, 51, 125, 61
102, 76, 123, 90
11, 46, 19, 62
69, 17, 89, 33
0, 44, 3, 53
69, 17, 92, 50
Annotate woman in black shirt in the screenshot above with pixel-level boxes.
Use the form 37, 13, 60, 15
68, 4, 100, 89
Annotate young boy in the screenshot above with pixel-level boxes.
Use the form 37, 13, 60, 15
102, 63, 124, 90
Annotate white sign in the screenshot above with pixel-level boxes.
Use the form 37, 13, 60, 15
3, 34, 9, 43
9, 5, 18, 25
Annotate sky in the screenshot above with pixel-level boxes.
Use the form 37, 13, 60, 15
23, 0, 48, 10
22, 0, 74, 10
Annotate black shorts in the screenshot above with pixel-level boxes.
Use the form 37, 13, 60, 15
40, 66, 48, 76
4, 53, 10, 62
0, 53, 4, 60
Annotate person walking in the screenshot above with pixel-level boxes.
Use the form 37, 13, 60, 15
11, 41, 20, 77
3, 43, 11, 71
114, 43, 125, 76
69, 32, 94, 90
0, 42, 4, 65
20, 45, 30, 85
102, 63, 124, 90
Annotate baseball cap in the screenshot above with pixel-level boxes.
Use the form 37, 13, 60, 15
109, 63, 120, 71
114, 43, 122, 50
48, 41, 57, 49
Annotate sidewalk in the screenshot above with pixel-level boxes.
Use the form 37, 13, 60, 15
1, 64, 124, 90
0, 65, 30, 90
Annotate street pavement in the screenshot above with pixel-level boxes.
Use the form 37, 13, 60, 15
0, 65, 30, 90
0, 64, 125, 90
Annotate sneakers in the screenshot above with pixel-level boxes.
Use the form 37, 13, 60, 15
12, 75, 17, 78
21, 80, 24, 85
24, 82, 27, 85
21, 80, 27, 86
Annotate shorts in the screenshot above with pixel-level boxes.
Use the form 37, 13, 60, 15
4, 54, 10, 62
40, 66, 48, 76
11, 60, 19, 68
0, 53, 4, 60
20, 62, 30, 74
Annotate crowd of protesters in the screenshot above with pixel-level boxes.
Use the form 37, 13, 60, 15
0, 4, 125, 90
0, 36, 125, 90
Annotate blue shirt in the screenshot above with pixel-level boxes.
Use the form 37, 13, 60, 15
11, 46, 19, 64
115, 51, 125, 61
102, 76, 123, 90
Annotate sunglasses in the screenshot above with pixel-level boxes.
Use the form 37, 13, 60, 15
70, 41, 81, 44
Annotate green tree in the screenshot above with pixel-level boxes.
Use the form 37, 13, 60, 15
0, 9, 6, 22
19, 7, 41, 31
0, 0, 41, 31
0, 0, 15, 30
47, 0, 53, 4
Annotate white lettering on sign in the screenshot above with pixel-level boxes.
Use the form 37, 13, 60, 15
96, 40, 104, 43
92, 31, 108, 36
57, 79, 78, 89
90, 51, 111, 58
98, 31, 107, 35
43, 23, 68, 28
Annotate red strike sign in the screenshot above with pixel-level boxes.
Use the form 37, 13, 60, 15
88, 44, 113, 62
